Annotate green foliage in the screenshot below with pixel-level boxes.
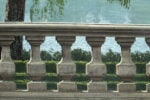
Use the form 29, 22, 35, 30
75, 61, 87, 73
107, 0, 130, 9
72, 74, 90, 82
41, 51, 52, 60
22, 49, 150, 63
30, 0, 65, 21
15, 61, 148, 74
45, 61, 57, 73
22, 49, 30, 60
136, 62, 146, 74
106, 62, 117, 74
107, 81, 118, 90
104, 74, 120, 81
131, 51, 150, 63
71, 49, 91, 61
102, 49, 120, 62
136, 82, 147, 90
15, 61, 27, 72
52, 51, 62, 61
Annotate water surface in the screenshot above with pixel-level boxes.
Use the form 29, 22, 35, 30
1, 0, 150, 53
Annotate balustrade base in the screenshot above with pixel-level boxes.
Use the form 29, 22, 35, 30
27, 81, 47, 91
57, 81, 77, 92
117, 82, 136, 92
0, 62, 15, 80
86, 63, 106, 81
146, 83, 150, 92
116, 63, 136, 82
1, 92, 150, 100
27, 62, 46, 81
0, 81, 16, 91
87, 81, 107, 92
57, 62, 76, 80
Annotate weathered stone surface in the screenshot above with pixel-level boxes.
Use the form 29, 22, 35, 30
1, 92, 150, 100
116, 37, 136, 82
26, 36, 46, 81
57, 81, 77, 92
116, 63, 136, 81
146, 83, 150, 92
56, 36, 76, 80
0, 36, 15, 80
86, 63, 106, 81
87, 81, 107, 92
146, 63, 150, 77
27, 62, 46, 81
0, 81, 16, 91
27, 81, 47, 91
117, 83, 136, 92
57, 62, 76, 80
86, 37, 106, 81
0, 62, 15, 80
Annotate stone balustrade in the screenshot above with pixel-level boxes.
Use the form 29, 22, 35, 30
0, 23, 150, 100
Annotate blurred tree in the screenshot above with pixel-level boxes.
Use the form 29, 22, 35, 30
71, 48, 91, 61
102, 49, 120, 62
41, 50, 52, 60
107, 0, 130, 9
22, 49, 30, 60
30, 0, 65, 21
52, 51, 62, 61
5, 0, 26, 60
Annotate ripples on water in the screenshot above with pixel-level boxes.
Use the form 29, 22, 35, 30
1, 0, 150, 53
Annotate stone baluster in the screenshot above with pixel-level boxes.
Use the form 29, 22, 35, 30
56, 36, 77, 92
0, 36, 16, 91
116, 37, 136, 92
26, 36, 46, 91
86, 36, 107, 92
145, 38, 150, 92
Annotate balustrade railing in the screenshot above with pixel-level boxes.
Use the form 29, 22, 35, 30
0, 23, 150, 93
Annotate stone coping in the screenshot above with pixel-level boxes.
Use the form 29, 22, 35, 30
1, 91, 150, 100
0, 23, 150, 37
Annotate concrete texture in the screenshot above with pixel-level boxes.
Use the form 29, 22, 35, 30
1, 92, 150, 100
86, 37, 106, 81
87, 81, 107, 92
146, 83, 150, 92
56, 36, 76, 80
0, 81, 16, 91
0, 36, 15, 80
26, 36, 46, 81
117, 83, 136, 92
116, 37, 136, 82
57, 81, 77, 92
27, 81, 47, 91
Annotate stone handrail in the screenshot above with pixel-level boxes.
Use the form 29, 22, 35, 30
0, 23, 150, 100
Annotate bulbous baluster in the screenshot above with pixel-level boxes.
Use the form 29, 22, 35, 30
56, 36, 77, 92
86, 36, 107, 92
0, 36, 16, 91
116, 37, 136, 92
26, 36, 46, 91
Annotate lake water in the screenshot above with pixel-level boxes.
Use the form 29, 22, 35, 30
1, 0, 150, 53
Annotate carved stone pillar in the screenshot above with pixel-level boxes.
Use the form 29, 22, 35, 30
145, 38, 150, 92
116, 37, 136, 92
26, 36, 46, 91
86, 36, 107, 92
0, 36, 16, 91
56, 36, 77, 92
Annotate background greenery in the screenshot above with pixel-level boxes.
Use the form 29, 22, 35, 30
14, 60, 150, 91
23, 48, 150, 62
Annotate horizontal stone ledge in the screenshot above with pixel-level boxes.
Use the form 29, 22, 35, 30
0, 23, 150, 37
1, 92, 150, 98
